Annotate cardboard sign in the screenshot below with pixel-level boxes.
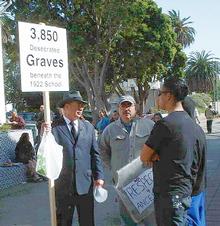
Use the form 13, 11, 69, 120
122, 168, 154, 214
115, 157, 155, 223
18, 21, 69, 92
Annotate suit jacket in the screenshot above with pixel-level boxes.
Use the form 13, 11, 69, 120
52, 117, 104, 198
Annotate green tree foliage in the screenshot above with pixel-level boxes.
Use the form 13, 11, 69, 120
168, 10, 195, 48
0, 1, 13, 43
186, 50, 220, 92
5, 0, 186, 118
216, 79, 220, 101
113, 1, 187, 112
0, 1, 21, 109
190, 93, 212, 110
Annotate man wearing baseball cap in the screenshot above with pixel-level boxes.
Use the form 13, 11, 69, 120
100, 95, 155, 226
52, 91, 104, 226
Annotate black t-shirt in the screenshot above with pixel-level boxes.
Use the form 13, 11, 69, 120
192, 124, 206, 195
145, 111, 199, 197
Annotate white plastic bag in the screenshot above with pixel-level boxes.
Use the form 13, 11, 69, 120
36, 131, 63, 180
93, 186, 108, 203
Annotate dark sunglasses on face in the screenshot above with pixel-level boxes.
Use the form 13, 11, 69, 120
158, 90, 171, 96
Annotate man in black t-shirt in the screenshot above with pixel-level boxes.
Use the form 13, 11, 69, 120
182, 96, 196, 120
182, 97, 207, 226
140, 77, 201, 226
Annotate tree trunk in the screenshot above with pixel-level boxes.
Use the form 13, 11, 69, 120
69, 53, 110, 123
137, 82, 149, 116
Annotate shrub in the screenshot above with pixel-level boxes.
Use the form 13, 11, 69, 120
0, 124, 11, 132
190, 93, 212, 110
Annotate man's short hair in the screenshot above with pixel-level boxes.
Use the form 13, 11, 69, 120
182, 96, 196, 119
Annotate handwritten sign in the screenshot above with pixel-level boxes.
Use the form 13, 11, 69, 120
122, 168, 154, 214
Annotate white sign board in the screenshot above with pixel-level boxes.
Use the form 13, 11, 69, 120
122, 168, 154, 214
18, 21, 69, 92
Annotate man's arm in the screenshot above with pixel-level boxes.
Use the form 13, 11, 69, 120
90, 127, 104, 186
99, 128, 112, 169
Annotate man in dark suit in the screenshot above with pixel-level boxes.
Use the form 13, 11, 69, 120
52, 91, 104, 226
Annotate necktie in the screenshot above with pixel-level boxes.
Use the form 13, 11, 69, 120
70, 121, 78, 141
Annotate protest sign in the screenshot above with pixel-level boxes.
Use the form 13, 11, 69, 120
122, 168, 154, 214
18, 21, 69, 92
115, 157, 155, 223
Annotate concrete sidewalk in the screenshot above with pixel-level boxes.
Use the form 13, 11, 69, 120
206, 128, 220, 225
0, 116, 220, 226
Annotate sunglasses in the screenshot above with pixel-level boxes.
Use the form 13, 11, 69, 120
158, 90, 171, 96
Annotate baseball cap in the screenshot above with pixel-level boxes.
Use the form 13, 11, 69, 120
119, 95, 136, 105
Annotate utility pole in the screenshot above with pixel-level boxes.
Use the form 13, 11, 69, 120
0, 0, 12, 124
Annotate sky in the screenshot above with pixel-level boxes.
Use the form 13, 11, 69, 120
154, 0, 220, 58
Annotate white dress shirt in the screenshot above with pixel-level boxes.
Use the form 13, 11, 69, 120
63, 115, 79, 134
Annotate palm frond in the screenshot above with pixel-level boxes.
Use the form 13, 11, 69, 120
186, 51, 220, 92
168, 9, 195, 48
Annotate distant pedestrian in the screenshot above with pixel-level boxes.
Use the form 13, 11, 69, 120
152, 112, 163, 123
36, 105, 45, 146
53, 107, 63, 123
36, 105, 54, 147
36, 105, 45, 131
9, 108, 25, 129
95, 109, 110, 134
205, 105, 215, 133
110, 110, 119, 123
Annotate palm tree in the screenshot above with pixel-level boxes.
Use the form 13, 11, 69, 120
186, 50, 220, 92
168, 10, 195, 48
